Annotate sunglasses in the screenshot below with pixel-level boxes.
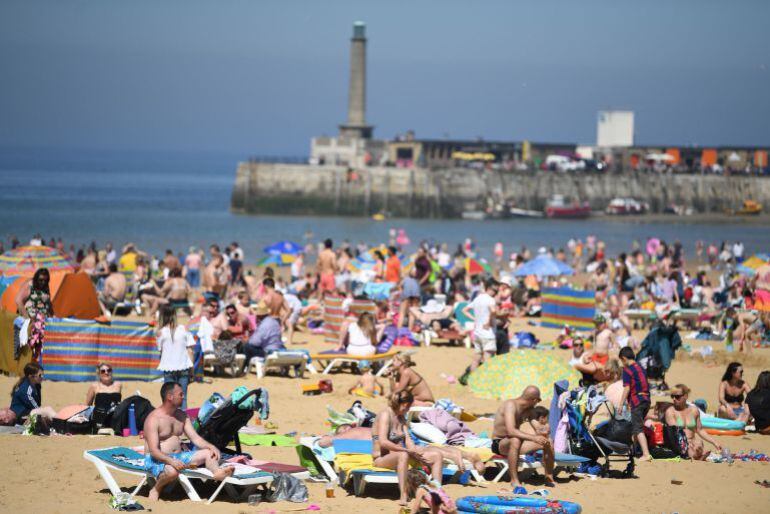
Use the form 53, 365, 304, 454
100, 368, 112, 374
670, 393, 684, 399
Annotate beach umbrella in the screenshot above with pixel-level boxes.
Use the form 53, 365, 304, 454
0, 245, 75, 276
256, 253, 296, 267
263, 240, 302, 255
737, 254, 769, 276
464, 257, 492, 276
513, 255, 573, 279
468, 351, 580, 400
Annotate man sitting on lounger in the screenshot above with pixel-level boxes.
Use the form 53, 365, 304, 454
491, 386, 555, 490
143, 381, 233, 501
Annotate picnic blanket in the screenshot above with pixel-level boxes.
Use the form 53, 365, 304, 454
41, 318, 161, 381
541, 287, 596, 331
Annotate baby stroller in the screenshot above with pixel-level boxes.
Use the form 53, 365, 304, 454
637, 319, 682, 392
565, 387, 635, 478
197, 388, 269, 455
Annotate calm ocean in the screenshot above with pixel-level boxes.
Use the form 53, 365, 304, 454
0, 148, 768, 260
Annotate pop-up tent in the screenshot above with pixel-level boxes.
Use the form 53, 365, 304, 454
0, 271, 101, 319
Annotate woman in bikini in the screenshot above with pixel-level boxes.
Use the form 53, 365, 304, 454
372, 391, 444, 506
717, 362, 752, 422
387, 354, 435, 406
664, 384, 721, 460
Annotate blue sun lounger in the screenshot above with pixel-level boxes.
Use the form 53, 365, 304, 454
84, 446, 274, 504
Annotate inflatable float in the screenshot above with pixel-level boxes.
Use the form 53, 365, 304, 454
457, 495, 582, 514
705, 429, 745, 436
700, 413, 745, 431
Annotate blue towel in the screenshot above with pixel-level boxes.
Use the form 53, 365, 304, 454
333, 439, 373, 454
363, 282, 394, 301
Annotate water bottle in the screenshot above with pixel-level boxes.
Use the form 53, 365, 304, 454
128, 403, 138, 436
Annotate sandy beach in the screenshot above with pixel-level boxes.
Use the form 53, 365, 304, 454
2, 316, 768, 514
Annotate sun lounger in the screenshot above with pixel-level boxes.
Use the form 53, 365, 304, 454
84, 446, 274, 504
296, 436, 339, 482
422, 329, 470, 348
311, 348, 412, 376
248, 350, 318, 378
203, 352, 246, 377
487, 451, 589, 483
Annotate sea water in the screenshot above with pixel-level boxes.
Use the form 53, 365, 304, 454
0, 147, 768, 260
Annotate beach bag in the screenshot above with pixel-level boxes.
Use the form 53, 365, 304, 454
663, 425, 689, 458
595, 414, 633, 444
511, 331, 538, 349
266, 472, 308, 503
110, 396, 154, 435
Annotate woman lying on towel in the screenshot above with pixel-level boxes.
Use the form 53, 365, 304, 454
386, 354, 435, 406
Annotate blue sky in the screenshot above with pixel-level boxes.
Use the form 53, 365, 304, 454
1, 0, 768, 156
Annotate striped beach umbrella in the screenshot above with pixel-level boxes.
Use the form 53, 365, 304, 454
468, 350, 580, 401
0, 246, 75, 276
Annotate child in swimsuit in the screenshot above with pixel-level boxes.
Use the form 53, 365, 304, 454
406, 469, 457, 514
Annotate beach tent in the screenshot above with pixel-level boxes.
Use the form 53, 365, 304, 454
513, 255, 573, 279
0, 245, 75, 276
1, 271, 100, 319
541, 287, 596, 331
263, 241, 302, 255
468, 350, 580, 400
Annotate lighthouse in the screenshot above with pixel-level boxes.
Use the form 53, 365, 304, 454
339, 21, 373, 139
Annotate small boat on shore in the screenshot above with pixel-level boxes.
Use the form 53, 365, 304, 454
605, 197, 649, 215
510, 207, 544, 218
545, 194, 591, 219
735, 200, 762, 215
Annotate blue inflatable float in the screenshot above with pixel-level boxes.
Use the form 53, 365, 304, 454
457, 495, 582, 514
700, 413, 745, 431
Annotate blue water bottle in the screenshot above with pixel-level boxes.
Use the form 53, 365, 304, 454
128, 403, 138, 436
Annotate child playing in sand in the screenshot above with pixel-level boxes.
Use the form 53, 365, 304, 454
348, 360, 383, 398
407, 469, 458, 514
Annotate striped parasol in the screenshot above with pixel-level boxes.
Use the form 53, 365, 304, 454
0, 246, 75, 276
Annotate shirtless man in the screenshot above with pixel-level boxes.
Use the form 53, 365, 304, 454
262, 278, 289, 322
491, 386, 555, 489
572, 314, 617, 380
143, 382, 233, 501
606, 303, 637, 350
100, 263, 127, 313
316, 239, 338, 297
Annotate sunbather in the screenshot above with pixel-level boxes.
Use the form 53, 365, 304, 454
664, 384, 722, 460
85, 362, 122, 406
143, 382, 233, 501
386, 354, 435, 406
717, 362, 751, 422
491, 386, 555, 490
10, 362, 56, 424
373, 391, 444, 506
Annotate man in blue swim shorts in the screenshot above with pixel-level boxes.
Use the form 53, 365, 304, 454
144, 382, 234, 500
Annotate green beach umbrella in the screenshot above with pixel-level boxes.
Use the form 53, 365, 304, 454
468, 350, 580, 400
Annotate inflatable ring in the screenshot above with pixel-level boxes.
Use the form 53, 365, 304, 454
705, 429, 745, 436
457, 495, 582, 514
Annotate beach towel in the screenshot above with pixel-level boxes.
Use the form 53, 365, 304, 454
419, 408, 475, 446
334, 453, 392, 474
363, 282, 394, 301
238, 434, 297, 447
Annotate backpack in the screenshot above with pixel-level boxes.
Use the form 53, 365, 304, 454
110, 395, 154, 434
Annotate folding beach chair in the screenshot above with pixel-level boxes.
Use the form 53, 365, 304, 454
84, 446, 274, 504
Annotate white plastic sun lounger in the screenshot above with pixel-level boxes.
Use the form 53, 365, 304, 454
84, 446, 274, 504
